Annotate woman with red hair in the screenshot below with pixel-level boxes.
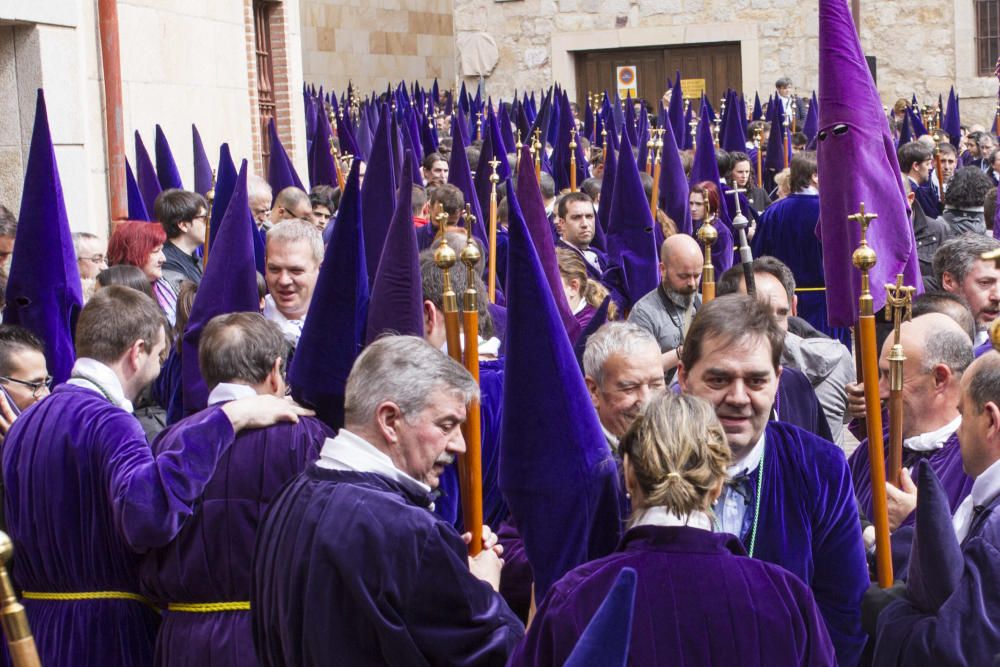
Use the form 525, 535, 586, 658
689, 181, 734, 274
107, 222, 178, 325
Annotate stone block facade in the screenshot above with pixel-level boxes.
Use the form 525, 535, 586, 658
300, 0, 455, 94
452, 0, 998, 127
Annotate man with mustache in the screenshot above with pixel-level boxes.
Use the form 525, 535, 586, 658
252, 336, 522, 666
678, 294, 868, 666
628, 233, 703, 382
933, 234, 1000, 348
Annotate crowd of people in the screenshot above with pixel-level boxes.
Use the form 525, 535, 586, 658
0, 18, 999, 663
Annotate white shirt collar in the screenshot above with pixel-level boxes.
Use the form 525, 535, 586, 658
904, 415, 961, 452
630, 506, 713, 531
953, 455, 1000, 541
67, 358, 133, 413
263, 295, 305, 344
207, 382, 258, 406
601, 423, 620, 451
438, 334, 501, 359
315, 428, 432, 498
571, 296, 587, 315
728, 430, 766, 477
976, 329, 990, 347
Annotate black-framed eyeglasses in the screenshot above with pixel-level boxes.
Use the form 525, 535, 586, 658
0, 375, 53, 398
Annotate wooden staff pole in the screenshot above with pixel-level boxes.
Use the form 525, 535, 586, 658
570, 126, 578, 192
850, 203, 894, 588
754, 128, 764, 189
934, 144, 945, 204
487, 158, 500, 302
884, 275, 915, 488
459, 232, 484, 556
0, 533, 40, 667
783, 118, 790, 168
650, 129, 663, 220
697, 220, 717, 303
201, 171, 215, 271
533, 128, 542, 184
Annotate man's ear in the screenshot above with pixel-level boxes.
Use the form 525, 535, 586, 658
941, 271, 959, 292
584, 376, 600, 410
791, 294, 799, 317
126, 338, 146, 373
374, 401, 403, 445
423, 300, 437, 337
268, 357, 283, 394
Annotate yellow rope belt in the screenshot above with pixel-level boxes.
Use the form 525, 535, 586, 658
167, 601, 250, 613
22, 590, 153, 608
794, 287, 827, 292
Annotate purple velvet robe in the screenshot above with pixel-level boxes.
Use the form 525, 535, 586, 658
2, 384, 238, 666
849, 432, 973, 579
434, 359, 507, 531
874, 493, 1000, 664
510, 526, 836, 666
252, 466, 524, 666
140, 415, 332, 666
751, 193, 850, 346
778, 365, 833, 441
744, 422, 868, 666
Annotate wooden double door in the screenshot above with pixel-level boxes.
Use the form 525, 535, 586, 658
574, 42, 743, 112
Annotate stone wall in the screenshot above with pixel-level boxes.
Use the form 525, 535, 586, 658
454, 0, 997, 127
300, 0, 456, 96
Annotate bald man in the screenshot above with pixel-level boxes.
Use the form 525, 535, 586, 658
628, 234, 704, 380
847, 313, 975, 578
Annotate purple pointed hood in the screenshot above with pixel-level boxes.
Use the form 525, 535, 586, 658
499, 177, 622, 602
597, 130, 618, 234
134, 131, 161, 218
154, 125, 184, 191
816, 0, 923, 326
125, 158, 150, 221
658, 122, 693, 236
564, 567, 637, 667
366, 150, 422, 343
606, 131, 660, 309
3, 90, 83, 385
266, 118, 305, 198
447, 112, 489, 252
360, 105, 398, 287
308, 101, 339, 189
192, 124, 213, 197
908, 461, 964, 613
689, 99, 722, 188
181, 160, 259, 414
289, 159, 369, 430
514, 145, 581, 342
943, 87, 961, 148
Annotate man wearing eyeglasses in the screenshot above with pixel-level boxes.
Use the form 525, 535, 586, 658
155, 188, 208, 291
72, 232, 108, 281
0, 324, 50, 412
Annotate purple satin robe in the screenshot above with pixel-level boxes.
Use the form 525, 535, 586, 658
252, 466, 524, 665
849, 432, 973, 579
140, 414, 332, 666
510, 526, 836, 666
2, 384, 237, 666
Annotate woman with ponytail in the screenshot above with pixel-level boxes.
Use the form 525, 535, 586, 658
510, 392, 835, 666
556, 247, 617, 329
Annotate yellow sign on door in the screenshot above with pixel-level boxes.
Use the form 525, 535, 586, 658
680, 78, 706, 100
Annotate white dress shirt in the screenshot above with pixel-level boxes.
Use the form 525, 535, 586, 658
263, 295, 305, 346
714, 431, 766, 537
67, 357, 133, 413
953, 455, 1000, 543
207, 382, 257, 406
315, 428, 431, 501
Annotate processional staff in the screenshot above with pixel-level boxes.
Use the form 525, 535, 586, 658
649, 129, 663, 221
487, 158, 500, 302
0, 532, 40, 667
933, 142, 945, 204
329, 108, 347, 193
645, 134, 654, 176
727, 187, 755, 296
532, 128, 543, 184
433, 206, 462, 366
569, 126, 578, 192
697, 221, 717, 304
753, 128, 764, 189
201, 171, 216, 271
851, 203, 894, 588
515, 130, 523, 174
689, 118, 698, 152
884, 275, 915, 488
601, 127, 608, 172
458, 231, 484, 557
782, 117, 790, 169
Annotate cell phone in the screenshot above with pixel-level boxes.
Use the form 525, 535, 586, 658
0, 385, 21, 417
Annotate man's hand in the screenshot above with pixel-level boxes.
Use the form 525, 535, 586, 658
845, 381, 867, 420
885, 467, 918, 532
220, 395, 315, 432
466, 524, 504, 592
0, 392, 16, 442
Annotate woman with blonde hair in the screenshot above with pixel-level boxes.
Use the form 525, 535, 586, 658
510, 392, 835, 666
556, 248, 617, 328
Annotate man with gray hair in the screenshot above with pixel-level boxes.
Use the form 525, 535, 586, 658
252, 335, 523, 665
584, 321, 666, 451
933, 234, 1000, 346
141, 312, 332, 665
0, 204, 16, 273
72, 232, 108, 281
264, 220, 323, 347
248, 176, 273, 231
848, 313, 974, 577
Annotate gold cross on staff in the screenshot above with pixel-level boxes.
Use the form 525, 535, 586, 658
461, 204, 474, 231
847, 202, 878, 236
569, 125, 577, 147
884, 274, 915, 328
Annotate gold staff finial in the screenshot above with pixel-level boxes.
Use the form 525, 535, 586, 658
850, 203, 879, 315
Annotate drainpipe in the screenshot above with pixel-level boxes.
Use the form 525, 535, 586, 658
97, 0, 127, 224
